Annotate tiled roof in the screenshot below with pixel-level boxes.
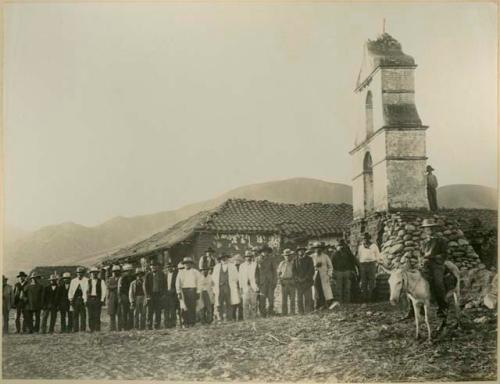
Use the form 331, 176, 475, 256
106, 199, 353, 262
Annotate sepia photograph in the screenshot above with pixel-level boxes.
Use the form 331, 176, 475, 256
1, 0, 498, 382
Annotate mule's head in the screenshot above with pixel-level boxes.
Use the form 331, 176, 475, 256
387, 269, 406, 306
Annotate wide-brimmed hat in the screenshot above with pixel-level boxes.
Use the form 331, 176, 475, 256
29, 272, 41, 280
232, 254, 244, 264
309, 241, 323, 249
220, 254, 231, 260
282, 249, 294, 257
363, 232, 372, 240
17, 271, 27, 278
111, 265, 121, 272
259, 245, 272, 253
49, 274, 58, 281
150, 260, 161, 266
296, 246, 307, 251
338, 238, 347, 246
200, 267, 211, 272
205, 247, 215, 253
182, 257, 194, 264
89, 266, 99, 273
62, 272, 72, 279
76, 267, 86, 273
426, 165, 435, 172
135, 268, 145, 276
122, 264, 134, 271
244, 250, 254, 257
421, 218, 440, 228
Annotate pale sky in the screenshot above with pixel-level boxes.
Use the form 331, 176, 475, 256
4, 2, 497, 230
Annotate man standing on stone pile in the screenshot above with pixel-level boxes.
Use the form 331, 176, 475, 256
255, 245, 278, 317
106, 265, 122, 331
426, 165, 439, 212
332, 239, 358, 303
357, 233, 381, 302
293, 246, 314, 314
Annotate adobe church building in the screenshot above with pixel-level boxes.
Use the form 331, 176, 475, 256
349, 33, 497, 275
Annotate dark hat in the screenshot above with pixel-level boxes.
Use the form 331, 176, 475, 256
135, 268, 145, 276
150, 260, 161, 266
220, 253, 231, 259
205, 247, 215, 253
260, 245, 272, 253
200, 267, 210, 272
17, 271, 27, 278
339, 238, 347, 246
426, 165, 434, 172
363, 232, 371, 240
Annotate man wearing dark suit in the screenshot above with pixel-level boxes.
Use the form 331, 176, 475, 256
163, 263, 179, 328
58, 272, 73, 333
144, 260, 166, 329
293, 246, 315, 314
255, 245, 278, 317
41, 274, 59, 333
25, 273, 44, 333
13, 271, 29, 333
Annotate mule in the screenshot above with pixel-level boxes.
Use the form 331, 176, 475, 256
382, 260, 461, 341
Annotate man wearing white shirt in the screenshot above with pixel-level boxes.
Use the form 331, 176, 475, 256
86, 266, 107, 332
68, 267, 89, 332
175, 257, 201, 327
238, 250, 258, 319
357, 232, 381, 302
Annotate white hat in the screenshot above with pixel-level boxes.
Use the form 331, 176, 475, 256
62, 272, 71, 279
89, 266, 99, 273
122, 264, 134, 271
111, 265, 121, 272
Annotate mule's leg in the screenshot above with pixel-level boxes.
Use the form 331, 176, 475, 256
453, 291, 461, 328
412, 300, 420, 340
423, 302, 431, 342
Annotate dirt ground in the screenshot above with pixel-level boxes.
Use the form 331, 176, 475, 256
2, 302, 497, 381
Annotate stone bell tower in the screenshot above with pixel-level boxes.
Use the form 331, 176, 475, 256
350, 33, 428, 220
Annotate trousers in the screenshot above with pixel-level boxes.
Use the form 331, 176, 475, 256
335, 271, 353, 303
163, 292, 178, 328
27, 310, 41, 333
281, 281, 296, 315
133, 296, 147, 329
296, 284, 313, 314
427, 187, 438, 212
258, 283, 275, 317
86, 297, 102, 332
147, 292, 162, 329
242, 288, 257, 319
119, 294, 133, 330
201, 291, 213, 324
60, 309, 73, 333
72, 296, 86, 332
218, 284, 232, 321
3, 306, 10, 333
41, 308, 58, 333
423, 262, 448, 318
360, 262, 377, 301
15, 305, 29, 333
182, 288, 198, 327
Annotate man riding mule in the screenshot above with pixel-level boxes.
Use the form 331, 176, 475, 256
383, 218, 461, 340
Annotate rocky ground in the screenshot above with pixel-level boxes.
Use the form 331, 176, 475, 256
2, 302, 497, 381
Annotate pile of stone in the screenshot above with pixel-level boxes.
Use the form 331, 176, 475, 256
461, 266, 498, 309
379, 212, 482, 271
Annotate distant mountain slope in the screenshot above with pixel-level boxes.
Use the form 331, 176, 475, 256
3, 179, 496, 279
438, 184, 497, 210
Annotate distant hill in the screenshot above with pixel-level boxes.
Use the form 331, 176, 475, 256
3, 179, 496, 280
437, 184, 497, 210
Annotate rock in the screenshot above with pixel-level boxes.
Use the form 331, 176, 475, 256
448, 241, 458, 247
483, 294, 497, 309
474, 316, 489, 324
389, 243, 404, 254
404, 241, 415, 246
403, 234, 412, 241
456, 229, 464, 238
397, 230, 405, 237
458, 239, 469, 246
444, 230, 452, 235
413, 250, 421, 258
405, 224, 416, 231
